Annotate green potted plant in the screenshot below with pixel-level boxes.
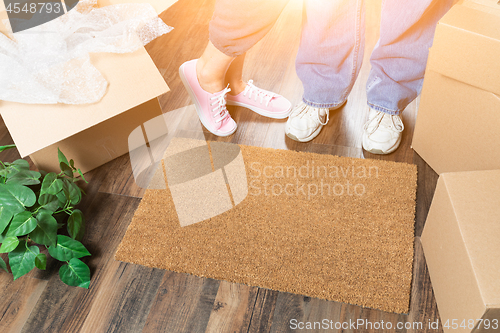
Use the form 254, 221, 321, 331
0, 144, 91, 288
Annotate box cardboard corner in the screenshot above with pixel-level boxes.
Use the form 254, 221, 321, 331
421, 170, 500, 333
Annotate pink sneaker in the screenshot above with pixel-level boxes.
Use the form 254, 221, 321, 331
179, 59, 237, 136
226, 80, 292, 119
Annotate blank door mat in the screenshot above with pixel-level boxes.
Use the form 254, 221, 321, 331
115, 138, 417, 313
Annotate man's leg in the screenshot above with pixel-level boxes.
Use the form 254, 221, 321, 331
286, 0, 365, 142
366, 0, 455, 114
362, 0, 454, 154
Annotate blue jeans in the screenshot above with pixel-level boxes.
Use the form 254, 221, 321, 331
210, 0, 454, 115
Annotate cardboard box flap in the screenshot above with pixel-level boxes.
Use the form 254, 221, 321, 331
0, 0, 9, 34
465, 0, 500, 7
427, 4, 500, 95
464, 0, 500, 14
0, 47, 169, 157
1, 0, 177, 36
442, 170, 500, 306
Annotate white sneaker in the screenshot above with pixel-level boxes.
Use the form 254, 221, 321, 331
285, 102, 332, 142
362, 108, 404, 154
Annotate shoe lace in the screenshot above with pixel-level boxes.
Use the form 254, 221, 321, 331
363, 110, 404, 135
243, 80, 275, 107
316, 108, 329, 126
209, 85, 231, 123
295, 103, 329, 126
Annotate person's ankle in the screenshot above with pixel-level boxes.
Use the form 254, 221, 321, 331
227, 79, 246, 95
196, 59, 226, 94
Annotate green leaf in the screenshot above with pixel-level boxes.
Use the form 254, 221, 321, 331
0, 160, 31, 181
69, 159, 75, 170
0, 256, 8, 273
40, 173, 64, 196
8, 240, 39, 280
0, 236, 19, 253
67, 209, 85, 241
67, 181, 81, 205
30, 210, 57, 247
0, 206, 14, 234
35, 253, 47, 270
56, 186, 70, 206
0, 144, 16, 153
60, 162, 73, 178
61, 179, 81, 205
0, 167, 7, 179
59, 258, 90, 289
9, 159, 30, 171
0, 162, 29, 181
77, 169, 88, 183
6, 211, 37, 237
0, 183, 37, 215
48, 235, 90, 261
58, 148, 70, 169
38, 194, 60, 212
6, 170, 41, 186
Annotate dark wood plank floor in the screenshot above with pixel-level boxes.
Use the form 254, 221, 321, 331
0, 0, 443, 332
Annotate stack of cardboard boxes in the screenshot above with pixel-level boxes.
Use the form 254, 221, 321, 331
414, 1, 500, 332
412, 0, 500, 174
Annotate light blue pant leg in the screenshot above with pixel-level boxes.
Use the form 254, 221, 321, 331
296, 0, 366, 108
366, 0, 455, 115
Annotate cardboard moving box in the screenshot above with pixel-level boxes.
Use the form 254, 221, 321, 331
0, 0, 177, 173
463, 0, 500, 13
412, 3, 500, 174
0, 49, 168, 174
421, 170, 500, 333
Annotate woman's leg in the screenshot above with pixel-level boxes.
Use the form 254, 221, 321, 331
197, 0, 290, 94
224, 53, 247, 96
196, 41, 236, 94
181, 0, 293, 136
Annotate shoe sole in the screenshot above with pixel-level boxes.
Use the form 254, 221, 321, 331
179, 63, 237, 137
284, 100, 347, 143
285, 124, 323, 143
226, 100, 291, 119
362, 134, 402, 155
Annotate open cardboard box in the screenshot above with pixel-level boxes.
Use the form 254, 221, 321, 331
421, 170, 500, 333
0, 0, 177, 173
412, 2, 500, 174
0, 0, 10, 34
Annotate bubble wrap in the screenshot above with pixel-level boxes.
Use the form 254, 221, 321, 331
0, 0, 173, 104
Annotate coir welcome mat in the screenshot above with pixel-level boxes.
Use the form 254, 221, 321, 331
115, 138, 417, 313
